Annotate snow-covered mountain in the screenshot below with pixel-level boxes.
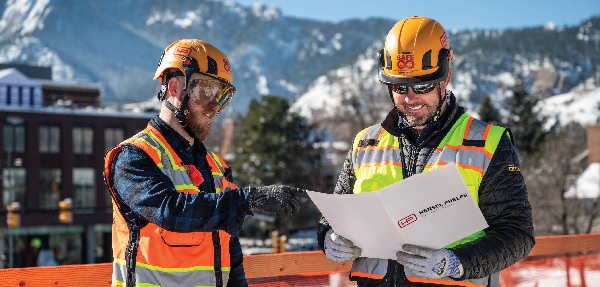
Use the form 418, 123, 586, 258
0, 0, 392, 113
1, 0, 599, 120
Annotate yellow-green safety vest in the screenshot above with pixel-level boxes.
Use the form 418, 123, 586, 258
349, 113, 505, 287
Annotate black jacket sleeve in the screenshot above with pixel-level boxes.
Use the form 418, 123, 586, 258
317, 149, 355, 251
451, 132, 535, 279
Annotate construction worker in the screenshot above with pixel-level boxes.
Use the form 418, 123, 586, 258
104, 39, 306, 287
317, 16, 534, 286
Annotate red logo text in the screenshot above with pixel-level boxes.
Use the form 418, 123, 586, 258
440, 32, 450, 49
173, 46, 191, 57
398, 214, 417, 228
396, 54, 415, 69
223, 58, 231, 74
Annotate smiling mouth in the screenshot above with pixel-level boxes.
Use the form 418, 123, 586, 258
407, 104, 424, 110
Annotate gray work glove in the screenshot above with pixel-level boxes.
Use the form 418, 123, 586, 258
396, 244, 462, 279
246, 185, 306, 217
324, 229, 361, 262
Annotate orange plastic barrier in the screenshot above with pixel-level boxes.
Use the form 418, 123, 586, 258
0, 233, 599, 287
500, 253, 600, 287
0, 262, 112, 286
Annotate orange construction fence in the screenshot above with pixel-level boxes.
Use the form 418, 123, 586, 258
0, 233, 599, 287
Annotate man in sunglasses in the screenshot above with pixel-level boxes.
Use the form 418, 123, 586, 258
104, 39, 306, 287
317, 17, 534, 286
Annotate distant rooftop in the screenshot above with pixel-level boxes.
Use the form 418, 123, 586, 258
0, 63, 52, 80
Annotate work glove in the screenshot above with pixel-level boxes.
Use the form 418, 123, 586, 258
324, 229, 362, 262
246, 185, 306, 217
396, 244, 462, 279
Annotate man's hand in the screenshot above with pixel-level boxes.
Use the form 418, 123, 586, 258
246, 185, 306, 216
324, 229, 361, 262
396, 244, 462, 279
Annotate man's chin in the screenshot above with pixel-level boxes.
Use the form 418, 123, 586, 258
192, 125, 210, 141
405, 118, 427, 127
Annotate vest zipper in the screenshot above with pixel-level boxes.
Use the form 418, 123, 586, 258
213, 231, 223, 287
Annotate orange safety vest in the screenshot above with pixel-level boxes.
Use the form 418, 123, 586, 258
104, 124, 238, 287
349, 114, 504, 287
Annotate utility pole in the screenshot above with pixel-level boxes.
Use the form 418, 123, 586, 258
6, 202, 20, 267
587, 125, 600, 232
2, 116, 24, 268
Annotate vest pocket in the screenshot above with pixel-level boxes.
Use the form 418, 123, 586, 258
160, 228, 206, 247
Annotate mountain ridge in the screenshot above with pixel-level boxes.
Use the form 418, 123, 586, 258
1, 0, 599, 117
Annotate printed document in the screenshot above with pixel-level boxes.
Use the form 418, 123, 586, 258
307, 163, 488, 260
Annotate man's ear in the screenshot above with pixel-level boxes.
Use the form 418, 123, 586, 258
443, 69, 452, 88
167, 77, 188, 101
166, 77, 182, 99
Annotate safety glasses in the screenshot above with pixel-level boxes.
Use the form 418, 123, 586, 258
187, 77, 236, 112
390, 82, 438, 94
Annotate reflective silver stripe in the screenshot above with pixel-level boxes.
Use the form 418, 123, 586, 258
405, 267, 499, 286
350, 257, 388, 279
354, 147, 402, 166
135, 132, 200, 191
213, 174, 224, 191
350, 259, 498, 286
428, 118, 493, 174
430, 148, 491, 171
487, 272, 500, 287
363, 124, 383, 140
114, 262, 230, 287
208, 151, 226, 192
353, 125, 402, 167
465, 118, 488, 141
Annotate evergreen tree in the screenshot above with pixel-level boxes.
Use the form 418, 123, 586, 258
231, 95, 319, 188
506, 77, 547, 159
478, 94, 502, 125
230, 95, 321, 238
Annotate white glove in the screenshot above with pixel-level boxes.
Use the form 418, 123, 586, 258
324, 229, 361, 262
396, 244, 462, 279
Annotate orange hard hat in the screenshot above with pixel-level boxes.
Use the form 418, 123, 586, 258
378, 16, 453, 86
154, 39, 233, 86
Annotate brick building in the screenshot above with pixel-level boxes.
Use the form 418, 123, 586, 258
0, 65, 153, 267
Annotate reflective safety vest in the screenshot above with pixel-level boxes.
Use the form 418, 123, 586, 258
104, 124, 238, 287
349, 114, 505, 287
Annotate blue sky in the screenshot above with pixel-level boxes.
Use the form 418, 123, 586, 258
232, 0, 600, 31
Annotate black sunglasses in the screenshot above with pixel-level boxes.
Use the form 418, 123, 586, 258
390, 82, 439, 94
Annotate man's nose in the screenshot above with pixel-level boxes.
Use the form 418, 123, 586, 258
207, 100, 220, 112
404, 88, 420, 103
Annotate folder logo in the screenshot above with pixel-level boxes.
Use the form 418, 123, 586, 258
398, 214, 417, 228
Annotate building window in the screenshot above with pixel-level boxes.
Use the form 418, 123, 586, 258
73, 126, 93, 154
39, 168, 61, 209
104, 127, 124, 152
73, 168, 95, 208
2, 168, 26, 208
3, 119, 26, 153
39, 125, 60, 153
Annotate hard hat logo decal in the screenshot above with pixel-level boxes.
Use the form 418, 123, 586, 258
173, 46, 192, 57
183, 58, 192, 67
223, 58, 231, 74
396, 54, 415, 70
440, 32, 450, 49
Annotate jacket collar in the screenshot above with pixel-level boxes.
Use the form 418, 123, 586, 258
148, 116, 200, 165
